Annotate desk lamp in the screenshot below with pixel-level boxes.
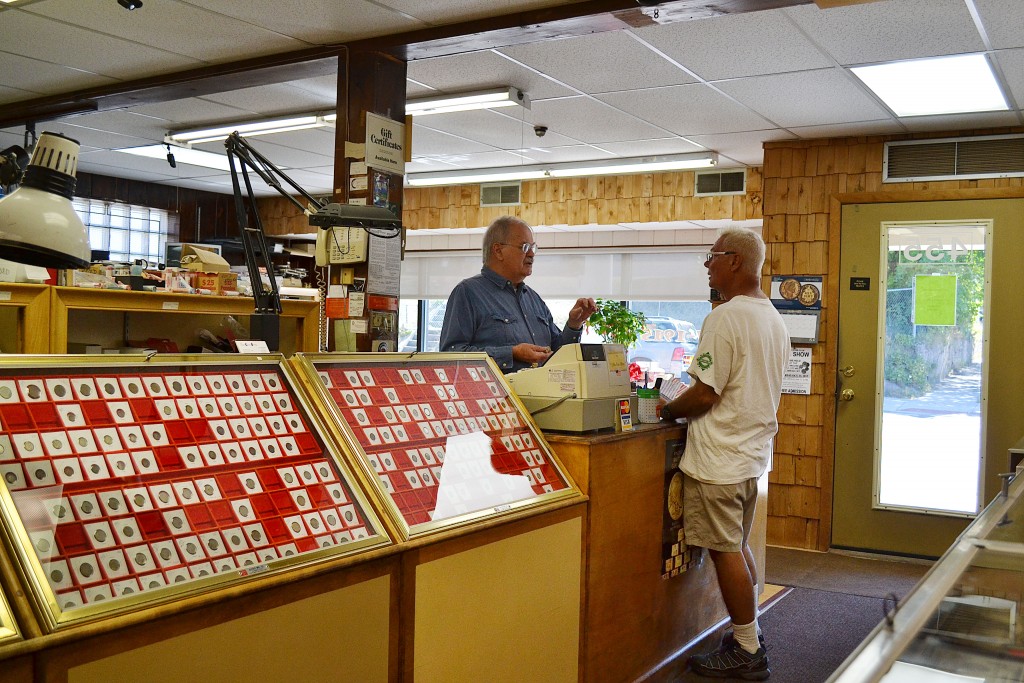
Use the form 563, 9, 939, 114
0, 132, 90, 269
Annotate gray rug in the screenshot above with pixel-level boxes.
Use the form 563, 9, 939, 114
765, 546, 930, 601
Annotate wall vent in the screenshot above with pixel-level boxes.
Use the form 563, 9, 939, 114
695, 169, 745, 196
884, 134, 1024, 183
480, 181, 521, 207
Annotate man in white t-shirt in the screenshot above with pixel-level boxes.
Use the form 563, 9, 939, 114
659, 227, 790, 680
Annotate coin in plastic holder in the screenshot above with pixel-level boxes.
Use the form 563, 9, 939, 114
99, 549, 130, 578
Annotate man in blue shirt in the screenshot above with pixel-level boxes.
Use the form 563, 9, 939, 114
440, 216, 597, 373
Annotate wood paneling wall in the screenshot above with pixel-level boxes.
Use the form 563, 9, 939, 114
402, 168, 764, 229
762, 129, 1024, 550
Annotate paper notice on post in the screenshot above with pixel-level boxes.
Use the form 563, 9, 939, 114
782, 347, 812, 395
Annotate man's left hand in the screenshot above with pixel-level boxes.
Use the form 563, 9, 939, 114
567, 297, 598, 329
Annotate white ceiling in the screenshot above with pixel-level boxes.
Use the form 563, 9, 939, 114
1, 0, 1023, 227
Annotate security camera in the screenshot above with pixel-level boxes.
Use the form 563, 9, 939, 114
534, 125, 548, 138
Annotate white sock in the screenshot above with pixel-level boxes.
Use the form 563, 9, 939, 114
732, 620, 760, 654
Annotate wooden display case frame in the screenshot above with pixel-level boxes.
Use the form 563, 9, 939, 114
0, 283, 50, 354
289, 352, 583, 541
0, 354, 392, 633
0, 584, 21, 646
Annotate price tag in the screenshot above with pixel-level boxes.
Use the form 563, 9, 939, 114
162, 302, 179, 310
235, 340, 270, 354
0, 292, 11, 302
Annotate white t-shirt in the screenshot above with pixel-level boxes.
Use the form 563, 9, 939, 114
681, 296, 790, 484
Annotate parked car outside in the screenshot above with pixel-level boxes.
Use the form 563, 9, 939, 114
629, 316, 698, 381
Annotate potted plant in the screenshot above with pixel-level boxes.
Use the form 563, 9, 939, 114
586, 298, 647, 349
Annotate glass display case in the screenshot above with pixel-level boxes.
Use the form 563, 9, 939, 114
290, 353, 582, 540
0, 354, 391, 632
830, 468, 1024, 682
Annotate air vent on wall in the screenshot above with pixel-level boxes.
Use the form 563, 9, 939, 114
480, 181, 521, 207
885, 134, 1024, 183
695, 169, 745, 196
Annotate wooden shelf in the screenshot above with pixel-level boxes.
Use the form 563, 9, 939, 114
48, 286, 320, 354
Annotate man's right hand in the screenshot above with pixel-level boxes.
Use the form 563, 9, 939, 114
512, 343, 553, 365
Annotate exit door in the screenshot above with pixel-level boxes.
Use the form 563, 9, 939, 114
833, 199, 1024, 557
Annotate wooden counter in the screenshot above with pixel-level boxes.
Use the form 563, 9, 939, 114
0, 283, 50, 354
548, 423, 753, 683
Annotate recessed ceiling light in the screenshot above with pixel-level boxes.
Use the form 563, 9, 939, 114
851, 54, 1008, 117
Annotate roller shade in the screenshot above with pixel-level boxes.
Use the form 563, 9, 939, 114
400, 249, 711, 301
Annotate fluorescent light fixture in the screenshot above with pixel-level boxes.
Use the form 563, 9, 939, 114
117, 144, 231, 171
406, 87, 529, 117
0, 132, 90, 269
406, 152, 716, 187
167, 115, 332, 145
851, 54, 1008, 117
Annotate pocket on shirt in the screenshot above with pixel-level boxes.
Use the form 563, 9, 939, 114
490, 314, 519, 344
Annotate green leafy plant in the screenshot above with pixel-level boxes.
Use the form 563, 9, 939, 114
586, 299, 647, 349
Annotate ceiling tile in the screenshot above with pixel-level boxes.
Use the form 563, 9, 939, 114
380, 0, 574, 26
976, 0, 1024, 50
0, 84, 36, 106
516, 145, 614, 164
128, 98, 257, 129
200, 83, 335, 117
596, 83, 773, 136
685, 129, 799, 167
632, 10, 833, 81
407, 50, 577, 101
403, 108, 539, 150
784, 0, 984, 66
58, 110, 172, 141
992, 48, 1024, 110
175, 0, 425, 43
716, 69, 891, 128
899, 110, 1022, 132
528, 96, 670, 144
0, 10, 200, 81
596, 138, 706, 157
26, 0, 305, 63
789, 119, 905, 140
410, 149, 548, 171
0, 52, 119, 98
410, 125, 499, 156
498, 31, 697, 94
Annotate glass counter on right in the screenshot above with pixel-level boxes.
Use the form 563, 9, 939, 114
830, 467, 1024, 683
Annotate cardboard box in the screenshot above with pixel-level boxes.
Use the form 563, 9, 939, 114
180, 245, 230, 273
0, 258, 50, 283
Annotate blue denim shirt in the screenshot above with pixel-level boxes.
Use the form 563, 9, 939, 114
440, 266, 582, 372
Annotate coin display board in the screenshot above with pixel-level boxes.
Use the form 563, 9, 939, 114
292, 353, 580, 539
0, 355, 390, 631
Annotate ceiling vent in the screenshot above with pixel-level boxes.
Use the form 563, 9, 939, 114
694, 169, 745, 196
884, 134, 1024, 183
480, 181, 521, 207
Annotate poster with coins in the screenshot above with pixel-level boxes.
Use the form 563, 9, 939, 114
291, 353, 582, 540
0, 355, 390, 631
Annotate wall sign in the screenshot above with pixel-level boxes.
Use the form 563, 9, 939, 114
365, 112, 405, 175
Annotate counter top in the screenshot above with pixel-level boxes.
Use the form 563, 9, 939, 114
542, 420, 685, 445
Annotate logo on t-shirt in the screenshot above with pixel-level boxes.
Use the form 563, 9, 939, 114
696, 351, 713, 371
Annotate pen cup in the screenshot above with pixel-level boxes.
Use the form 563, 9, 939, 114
636, 388, 661, 424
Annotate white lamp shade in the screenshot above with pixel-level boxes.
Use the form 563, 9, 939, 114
0, 131, 90, 269
0, 186, 90, 268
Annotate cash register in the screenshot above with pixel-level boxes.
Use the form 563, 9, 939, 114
506, 343, 633, 432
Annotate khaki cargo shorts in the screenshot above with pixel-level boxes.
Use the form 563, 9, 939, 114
682, 474, 758, 553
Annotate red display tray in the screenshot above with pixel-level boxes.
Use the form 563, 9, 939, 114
295, 354, 578, 537
0, 357, 388, 629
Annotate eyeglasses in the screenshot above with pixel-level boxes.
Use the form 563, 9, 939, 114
704, 251, 736, 262
499, 242, 539, 254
